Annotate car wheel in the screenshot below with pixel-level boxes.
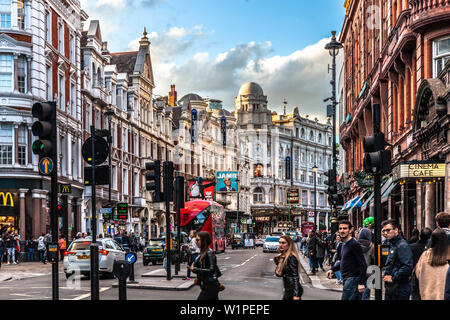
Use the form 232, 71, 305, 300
143, 261, 149, 266
152, 261, 156, 265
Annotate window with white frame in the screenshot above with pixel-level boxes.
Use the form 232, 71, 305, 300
17, 56, 26, 93
253, 187, 264, 204
59, 74, 65, 110
46, 64, 52, 99
112, 166, 117, 189
69, 33, 75, 64
70, 82, 76, 117
45, 11, 51, 42
300, 171, 305, 182
0, 124, 12, 165
433, 37, 450, 76
0, 54, 12, 92
310, 191, 315, 206
17, 0, 24, 30
18, 126, 27, 165
58, 21, 64, 54
319, 193, 324, 206
0, 13, 11, 29
309, 173, 314, 184
71, 140, 77, 179
123, 168, 128, 195
302, 190, 307, 205
116, 87, 122, 108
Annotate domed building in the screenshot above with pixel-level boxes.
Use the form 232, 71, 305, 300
234, 82, 333, 234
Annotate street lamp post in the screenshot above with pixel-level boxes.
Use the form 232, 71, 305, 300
313, 164, 318, 227
324, 31, 343, 234
236, 178, 240, 233
105, 108, 115, 236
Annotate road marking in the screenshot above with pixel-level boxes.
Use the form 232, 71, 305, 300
146, 268, 165, 275
72, 287, 111, 300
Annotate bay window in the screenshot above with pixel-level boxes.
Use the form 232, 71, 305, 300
433, 37, 450, 76
0, 124, 13, 165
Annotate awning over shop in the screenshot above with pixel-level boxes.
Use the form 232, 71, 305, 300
343, 195, 361, 211
381, 180, 398, 203
360, 176, 394, 210
349, 190, 369, 212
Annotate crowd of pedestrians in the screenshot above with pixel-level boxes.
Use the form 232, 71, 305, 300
319, 211, 450, 300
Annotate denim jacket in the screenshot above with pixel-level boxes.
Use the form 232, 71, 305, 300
384, 235, 413, 283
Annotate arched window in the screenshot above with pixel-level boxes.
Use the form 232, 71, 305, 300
253, 187, 264, 204
301, 128, 305, 138
318, 133, 322, 143
309, 130, 314, 141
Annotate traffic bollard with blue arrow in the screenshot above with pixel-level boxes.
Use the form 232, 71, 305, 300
125, 252, 138, 284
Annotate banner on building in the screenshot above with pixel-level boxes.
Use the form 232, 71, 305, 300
254, 163, 263, 177
216, 171, 238, 193
189, 180, 215, 200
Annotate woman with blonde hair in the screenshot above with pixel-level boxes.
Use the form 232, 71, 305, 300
274, 235, 304, 300
415, 229, 449, 300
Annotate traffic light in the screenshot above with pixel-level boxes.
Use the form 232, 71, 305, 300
363, 132, 392, 174
57, 204, 63, 217
145, 160, 162, 202
163, 161, 174, 202
324, 169, 337, 195
31, 102, 57, 161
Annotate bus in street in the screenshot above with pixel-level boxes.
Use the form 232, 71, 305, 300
180, 200, 227, 253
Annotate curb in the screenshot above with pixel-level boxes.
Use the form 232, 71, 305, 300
298, 254, 343, 293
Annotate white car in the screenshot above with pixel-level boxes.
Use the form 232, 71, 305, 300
263, 236, 280, 253
63, 238, 126, 279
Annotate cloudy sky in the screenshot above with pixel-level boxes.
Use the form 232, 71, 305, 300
81, 0, 345, 121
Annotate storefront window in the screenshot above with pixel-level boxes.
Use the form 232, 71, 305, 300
434, 37, 450, 76
0, 124, 13, 165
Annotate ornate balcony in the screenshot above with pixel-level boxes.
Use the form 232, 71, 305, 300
409, 0, 450, 30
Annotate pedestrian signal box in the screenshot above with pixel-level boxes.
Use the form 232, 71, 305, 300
47, 244, 59, 263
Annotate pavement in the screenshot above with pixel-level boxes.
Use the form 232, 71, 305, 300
298, 253, 343, 293
0, 261, 57, 282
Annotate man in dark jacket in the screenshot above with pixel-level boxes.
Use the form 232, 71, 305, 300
327, 221, 367, 300
307, 231, 319, 275
409, 227, 432, 300
382, 219, 413, 300
445, 264, 450, 300
357, 228, 374, 300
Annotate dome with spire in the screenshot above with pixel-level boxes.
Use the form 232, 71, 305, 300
238, 82, 264, 97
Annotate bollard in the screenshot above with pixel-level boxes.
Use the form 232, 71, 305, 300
125, 252, 138, 284
113, 260, 131, 300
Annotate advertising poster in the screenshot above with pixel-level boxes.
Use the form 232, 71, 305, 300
216, 171, 238, 193
189, 180, 215, 200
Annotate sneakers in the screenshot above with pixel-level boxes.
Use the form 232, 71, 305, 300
13, 262, 17, 265
184, 277, 191, 281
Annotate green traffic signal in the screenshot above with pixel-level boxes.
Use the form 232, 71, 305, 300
32, 139, 52, 156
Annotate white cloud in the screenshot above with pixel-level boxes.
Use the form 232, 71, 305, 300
167, 27, 188, 39
148, 37, 342, 123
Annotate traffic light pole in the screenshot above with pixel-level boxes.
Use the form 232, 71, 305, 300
90, 125, 100, 300
50, 112, 59, 301
330, 45, 339, 236
164, 162, 172, 281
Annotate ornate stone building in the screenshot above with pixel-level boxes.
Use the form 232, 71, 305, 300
0, 0, 86, 240
339, 0, 450, 235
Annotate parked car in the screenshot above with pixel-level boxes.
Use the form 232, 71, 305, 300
143, 239, 165, 266
255, 235, 266, 247
270, 231, 285, 237
231, 233, 244, 249
63, 238, 126, 279
263, 236, 280, 253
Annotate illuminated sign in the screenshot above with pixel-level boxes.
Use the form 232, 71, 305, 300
60, 184, 71, 194
393, 163, 446, 181
115, 203, 128, 220
216, 171, 238, 193
286, 188, 300, 204
0, 192, 14, 207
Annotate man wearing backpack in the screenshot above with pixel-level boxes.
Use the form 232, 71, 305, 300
37, 233, 47, 264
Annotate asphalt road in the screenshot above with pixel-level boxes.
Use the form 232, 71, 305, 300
0, 246, 340, 300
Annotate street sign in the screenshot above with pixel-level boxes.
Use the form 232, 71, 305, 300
125, 252, 137, 264
116, 203, 128, 220
60, 184, 71, 194
99, 208, 113, 214
39, 157, 54, 175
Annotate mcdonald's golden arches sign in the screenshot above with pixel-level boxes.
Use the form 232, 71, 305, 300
0, 192, 14, 207
60, 184, 72, 194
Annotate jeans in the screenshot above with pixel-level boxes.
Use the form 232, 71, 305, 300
7, 248, 15, 263
27, 248, 34, 262
317, 257, 324, 269
385, 281, 411, 300
39, 249, 46, 263
309, 256, 318, 272
333, 262, 342, 281
362, 286, 371, 300
342, 277, 362, 300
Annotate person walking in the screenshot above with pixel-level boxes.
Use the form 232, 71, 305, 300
382, 219, 414, 300
408, 229, 419, 244
316, 232, 326, 272
415, 229, 449, 300
185, 230, 200, 281
190, 231, 222, 300
0, 235, 5, 268
409, 227, 432, 300
26, 237, 36, 262
357, 228, 374, 300
274, 235, 303, 300
5, 231, 16, 264
58, 235, 66, 261
37, 233, 47, 264
307, 230, 319, 275
330, 235, 343, 284
327, 221, 367, 300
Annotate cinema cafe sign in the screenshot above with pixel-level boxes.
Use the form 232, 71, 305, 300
393, 162, 446, 181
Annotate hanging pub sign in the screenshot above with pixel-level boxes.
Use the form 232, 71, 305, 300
393, 162, 446, 181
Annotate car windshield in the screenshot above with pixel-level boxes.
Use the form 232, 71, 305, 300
265, 237, 279, 242
68, 241, 101, 251
148, 240, 164, 246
